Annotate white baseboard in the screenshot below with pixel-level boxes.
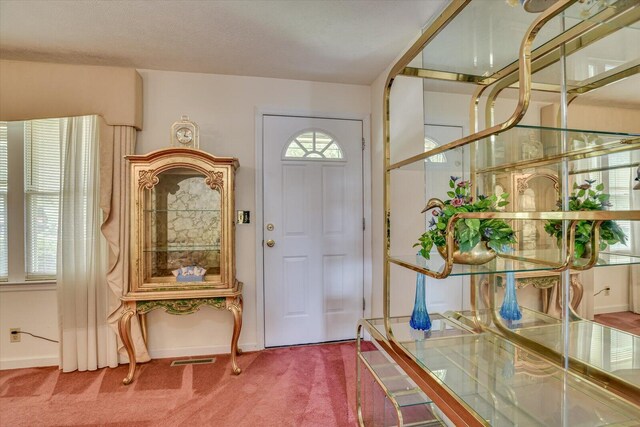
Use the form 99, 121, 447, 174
148, 342, 260, 359
0, 355, 58, 370
594, 304, 629, 315
1, 343, 264, 369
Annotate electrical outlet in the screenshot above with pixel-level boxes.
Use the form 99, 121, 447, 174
604, 287, 611, 296
10, 328, 21, 343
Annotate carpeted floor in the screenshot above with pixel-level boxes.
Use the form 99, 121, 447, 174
0, 341, 357, 427
594, 311, 640, 335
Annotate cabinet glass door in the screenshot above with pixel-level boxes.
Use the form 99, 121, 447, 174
144, 167, 222, 285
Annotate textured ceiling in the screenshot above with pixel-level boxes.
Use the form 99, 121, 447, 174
0, 0, 446, 85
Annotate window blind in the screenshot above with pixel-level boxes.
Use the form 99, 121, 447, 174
0, 122, 7, 280
607, 153, 632, 253
24, 119, 61, 279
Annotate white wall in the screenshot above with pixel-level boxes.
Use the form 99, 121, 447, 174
0, 70, 371, 368
136, 69, 371, 358
0, 286, 58, 369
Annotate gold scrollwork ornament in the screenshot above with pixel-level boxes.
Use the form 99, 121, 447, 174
205, 170, 225, 190
138, 169, 159, 189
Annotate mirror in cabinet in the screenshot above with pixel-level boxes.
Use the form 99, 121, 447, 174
118, 147, 242, 385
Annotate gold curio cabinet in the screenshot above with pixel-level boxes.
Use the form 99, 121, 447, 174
357, 0, 640, 425
118, 148, 242, 385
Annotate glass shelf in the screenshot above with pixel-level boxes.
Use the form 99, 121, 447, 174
389, 249, 640, 278
475, 125, 640, 174
362, 317, 640, 426
456, 307, 640, 389
420, 0, 638, 80
360, 350, 434, 408
144, 209, 221, 213
388, 124, 639, 172
144, 245, 220, 252
369, 314, 475, 342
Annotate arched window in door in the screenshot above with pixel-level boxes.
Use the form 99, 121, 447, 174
283, 130, 345, 161
424, 137, 447, 163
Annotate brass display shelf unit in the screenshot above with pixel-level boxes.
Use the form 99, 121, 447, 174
358, 0, 640, 425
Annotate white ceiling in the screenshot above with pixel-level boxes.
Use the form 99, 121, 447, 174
0, 0, 447, 85
1, 0, 637, 106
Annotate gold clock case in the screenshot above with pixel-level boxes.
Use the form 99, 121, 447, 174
125, 147, 239, 301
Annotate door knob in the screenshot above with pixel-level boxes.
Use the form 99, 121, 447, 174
266, 239, 275, 247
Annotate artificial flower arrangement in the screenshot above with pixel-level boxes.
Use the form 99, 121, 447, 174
543, 179, 627, 258
415, 177, 516, 261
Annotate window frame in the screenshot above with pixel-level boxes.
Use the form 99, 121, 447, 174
1, 120, 60, 285
282, 128, 346, 162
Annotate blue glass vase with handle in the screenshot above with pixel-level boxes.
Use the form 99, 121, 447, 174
500, 272, 522, 321
410, 254, 431, 331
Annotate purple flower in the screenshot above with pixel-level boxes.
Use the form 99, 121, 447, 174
450, 176, 460, 182
428, 218, 436, 228
585, 179, 596, 185
483, 228, 494, 238
451, 198, 463, 207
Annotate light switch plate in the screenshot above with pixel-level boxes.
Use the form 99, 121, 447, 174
237, 210, 250, 224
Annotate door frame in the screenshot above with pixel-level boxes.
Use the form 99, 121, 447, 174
255, 108, 372, 349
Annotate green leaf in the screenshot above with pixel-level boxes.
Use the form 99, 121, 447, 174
574, 242, 584, 259
465, 218, 480, 231
447, 191, 456, 198
437, 221, 446, 230
577, 189, 585, 197
596, 183, 604, 191
449, 180, 455, 189
497, 201, 509, 207
501, 193, 509, 200
459, 240, 473, 252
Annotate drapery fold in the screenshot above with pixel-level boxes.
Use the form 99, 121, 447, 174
99, 121, 150, 363
58, 116, 118, 372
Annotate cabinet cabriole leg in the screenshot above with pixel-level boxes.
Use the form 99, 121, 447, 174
228, 298, 243, 375
139, 312, 148, 345
119, 309, 137, 385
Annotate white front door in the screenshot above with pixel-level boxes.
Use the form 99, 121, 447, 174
263, 115, 363, 347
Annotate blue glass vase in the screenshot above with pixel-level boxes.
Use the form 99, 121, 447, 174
410, 258, 431, 331
499, 272, 522, 321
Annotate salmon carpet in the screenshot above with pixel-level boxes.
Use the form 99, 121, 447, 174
0, 341, 357, 426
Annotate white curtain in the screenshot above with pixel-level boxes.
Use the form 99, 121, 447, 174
630, 187, 640, 314
57, 116, 118, 372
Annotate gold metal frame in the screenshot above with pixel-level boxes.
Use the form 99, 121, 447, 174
357, 319, 486, 427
